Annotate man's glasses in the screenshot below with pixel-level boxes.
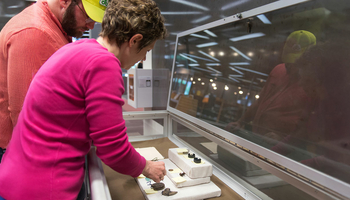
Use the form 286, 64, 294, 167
76, 3, 95, 24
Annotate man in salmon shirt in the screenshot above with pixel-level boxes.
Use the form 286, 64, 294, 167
0, 0, 106, 161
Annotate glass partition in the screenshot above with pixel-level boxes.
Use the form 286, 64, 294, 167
169, 0, 350, 188
172, 120, 317, 200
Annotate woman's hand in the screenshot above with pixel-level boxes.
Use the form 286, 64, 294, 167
142, 160, 166, 183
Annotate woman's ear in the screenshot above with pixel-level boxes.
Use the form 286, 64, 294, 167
129, 34, 143, 47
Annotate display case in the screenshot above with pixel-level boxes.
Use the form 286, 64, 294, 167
87, 0, 350, 199
127, 69, 169, 109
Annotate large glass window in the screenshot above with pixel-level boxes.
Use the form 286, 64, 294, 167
172, 120, 316, 200
170, 0, 350, 185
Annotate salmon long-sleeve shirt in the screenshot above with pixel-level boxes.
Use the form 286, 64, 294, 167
239, 64, 315, 136
0, 39, 146, 199
0, 0, 71, 148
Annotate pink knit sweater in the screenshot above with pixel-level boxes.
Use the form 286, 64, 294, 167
0, 39, 146, 200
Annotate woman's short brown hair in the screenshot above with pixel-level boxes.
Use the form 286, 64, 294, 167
100, 0, 167, 51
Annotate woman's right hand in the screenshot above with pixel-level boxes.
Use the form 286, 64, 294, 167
142, 160, 166, 183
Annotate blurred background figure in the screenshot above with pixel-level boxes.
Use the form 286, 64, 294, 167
226, 30, 317, 147
201, 92, 216, 118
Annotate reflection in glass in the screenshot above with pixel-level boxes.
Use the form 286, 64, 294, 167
170, 0, 350, 186
172, 121, 316, 200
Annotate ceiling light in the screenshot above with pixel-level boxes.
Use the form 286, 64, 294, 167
206, 63, 221, 66
233, 52, 239, 56
207, 67, 221, 74
189, 63, 200, 66
191, 15, 211, 24
198, 78, 201, 81
256, 78, 266, 82
183, 53, 213, 62
229, 74, 243, 78
257, 14, 272, 24
234, 66, 268, 76
221, 0, 246, 11
219, 51, 224, 56
247, 52, 254, 57
229, 67, 244, 75
210, 79, 213, 82
161, 11, 203, 15
190, 77, 193, 81
171, 0, 209, 11
229, 62, 250, 65
225, 85, 229, 90
179, 53, 198, 63
255, 95, 260, 99
190, 66, 213, 73
230, 32, 265, 42
213, 87, 217, 90
212, 83, 216, 87
201, 82, 205, 85
204, 30, 217, 37
190, 33, 210, 39
229, 46, 251, 61
196, 42, 218, 48
239, 90, 243, 94
198, 50, 220, 62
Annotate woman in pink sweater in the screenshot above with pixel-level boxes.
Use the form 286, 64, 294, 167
0, 0, 167, 199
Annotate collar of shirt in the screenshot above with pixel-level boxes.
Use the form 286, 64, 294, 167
37, 0, 72, 43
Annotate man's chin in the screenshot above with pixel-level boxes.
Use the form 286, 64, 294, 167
72, 32, 84, 38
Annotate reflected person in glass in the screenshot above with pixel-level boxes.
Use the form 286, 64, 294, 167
225, 30, 318, 148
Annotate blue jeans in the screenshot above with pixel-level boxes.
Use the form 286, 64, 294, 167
0, 195, 5, 200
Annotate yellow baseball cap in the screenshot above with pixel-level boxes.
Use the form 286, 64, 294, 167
82, 0, 109, 23
281, 30, 316, 63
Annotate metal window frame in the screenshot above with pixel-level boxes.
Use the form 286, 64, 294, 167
166, 0, 350, 199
